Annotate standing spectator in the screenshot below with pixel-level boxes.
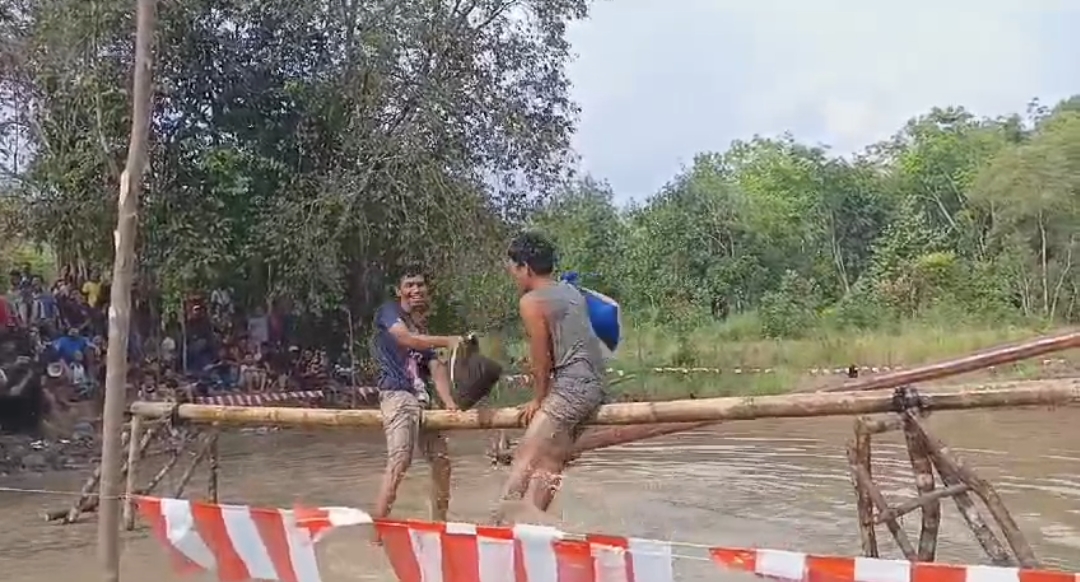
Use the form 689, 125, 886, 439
210, 287, 233, 324
82, 269, 103, 309
56, 265, 74, 289
8, 270, 29, 326
31, 276, 59, 333
185, 304, 216, 373
247, 306, 269, 352
59, 291, 91, 334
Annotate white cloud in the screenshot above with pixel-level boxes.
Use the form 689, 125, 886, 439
567, 0, 1078, 201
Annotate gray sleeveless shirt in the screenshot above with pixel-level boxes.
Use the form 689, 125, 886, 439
526, 281, 606, 385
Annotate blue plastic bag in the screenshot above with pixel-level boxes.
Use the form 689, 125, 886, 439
561, 271, 621, 356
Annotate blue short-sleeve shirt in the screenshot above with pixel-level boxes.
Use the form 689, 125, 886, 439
372, 302, 434, 391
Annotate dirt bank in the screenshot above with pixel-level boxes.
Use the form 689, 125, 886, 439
0, 425, 100, 476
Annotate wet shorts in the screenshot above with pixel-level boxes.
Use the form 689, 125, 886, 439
379, 390, 448, 470
536, 377, 605, 441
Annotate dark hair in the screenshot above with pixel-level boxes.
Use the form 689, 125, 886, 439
507, 231, 557, 276
396, 262, 427, 285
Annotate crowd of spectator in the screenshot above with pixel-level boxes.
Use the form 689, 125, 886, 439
1, 264, 355, 409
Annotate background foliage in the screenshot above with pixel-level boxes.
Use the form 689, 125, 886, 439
1, 0, 1078, 364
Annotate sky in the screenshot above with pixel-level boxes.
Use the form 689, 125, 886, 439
565, 0, 1079, 204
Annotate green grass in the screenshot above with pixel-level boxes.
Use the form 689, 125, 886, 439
479, 317, 1078, 402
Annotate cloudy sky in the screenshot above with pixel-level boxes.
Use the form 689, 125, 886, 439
566, 0, 1078, 203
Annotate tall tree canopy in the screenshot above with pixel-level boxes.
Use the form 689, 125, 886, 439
1, 0, 586, 332
1, 1, 1077, 341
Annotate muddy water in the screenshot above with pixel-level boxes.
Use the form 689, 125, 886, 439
3, 395, 1080, 581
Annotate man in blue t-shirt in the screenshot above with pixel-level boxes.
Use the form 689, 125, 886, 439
53, 327, 91, 364
371, 265, 461, 522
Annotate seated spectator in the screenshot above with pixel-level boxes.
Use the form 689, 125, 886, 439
203, 347, 239, 391
53, 327, 91, 365
239, 348, 267, 392
160, 336, 178, 371
71, 351, 90, 391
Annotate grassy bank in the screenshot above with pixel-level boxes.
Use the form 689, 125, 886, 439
482, 318, 1079, 403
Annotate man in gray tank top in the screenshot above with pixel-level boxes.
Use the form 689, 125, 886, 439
494, 231, 607, 523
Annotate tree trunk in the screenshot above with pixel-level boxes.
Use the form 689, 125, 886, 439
97, 1, 157, 581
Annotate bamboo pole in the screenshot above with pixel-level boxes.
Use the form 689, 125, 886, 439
822, 331, 1080, 393
171, 432, 217, 498
903, 418, 941, 561
45, 420, 161, 524
848, 422, 878, 557
907, 414, 1037, 567
99, 1, 157, 581
49, 430, 130, 524
208, 429, 219, 503
490, 422, 717, 465
143, 435, 189, 494
122, 415, 143, 530
848, 446, 917, 560
873, 484, 968, 525
129, 380, 1080, 430
859, 415, 903, 435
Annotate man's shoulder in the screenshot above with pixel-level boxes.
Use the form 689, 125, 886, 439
375, 301, 403, 321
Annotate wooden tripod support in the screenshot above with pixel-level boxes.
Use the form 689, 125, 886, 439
848, 386, 1038, 568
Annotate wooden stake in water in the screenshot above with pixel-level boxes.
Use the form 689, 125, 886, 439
97, 0, 157, 580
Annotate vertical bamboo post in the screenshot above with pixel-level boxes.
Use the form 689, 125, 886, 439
208, 426, 219, 503
902, 415, 940, 561
97, 1, 157, 580
122, 415, 143, 530
849, 418, 878, 557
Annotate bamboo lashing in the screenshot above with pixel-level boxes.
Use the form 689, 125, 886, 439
130, 379, 1080, 429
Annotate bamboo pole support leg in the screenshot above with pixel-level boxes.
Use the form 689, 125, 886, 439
848, 445, 917, 561
142, 431, 191, 495
208, 429, 219, 503
172, 431, 217, 499
61, 429, 131, 524
848, 420, 879, 558
45, 420, 165, 524
907, 414, 1036, 567
123, 415, 144, 530
903, 416, 941, 562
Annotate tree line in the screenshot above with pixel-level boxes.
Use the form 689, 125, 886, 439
1, 0, 1077, 342
539, 100, 1080, 339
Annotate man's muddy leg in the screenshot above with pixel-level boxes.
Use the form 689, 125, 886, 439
373, 392, 420, 521
529, 427, 574, 511
492, 411, 556, 524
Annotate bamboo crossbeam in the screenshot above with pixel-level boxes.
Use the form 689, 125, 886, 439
130, 380, 1080, 430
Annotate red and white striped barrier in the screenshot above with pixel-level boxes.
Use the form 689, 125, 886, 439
134, 497, 1079, 582
192, 386, 378, 407
710, 547, 1079, 582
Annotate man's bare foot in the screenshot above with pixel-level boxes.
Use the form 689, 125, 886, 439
367, 526, 383, 547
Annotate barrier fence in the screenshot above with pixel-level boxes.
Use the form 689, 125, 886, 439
134, 496, 1079, 582
89, 330, 1080, 581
